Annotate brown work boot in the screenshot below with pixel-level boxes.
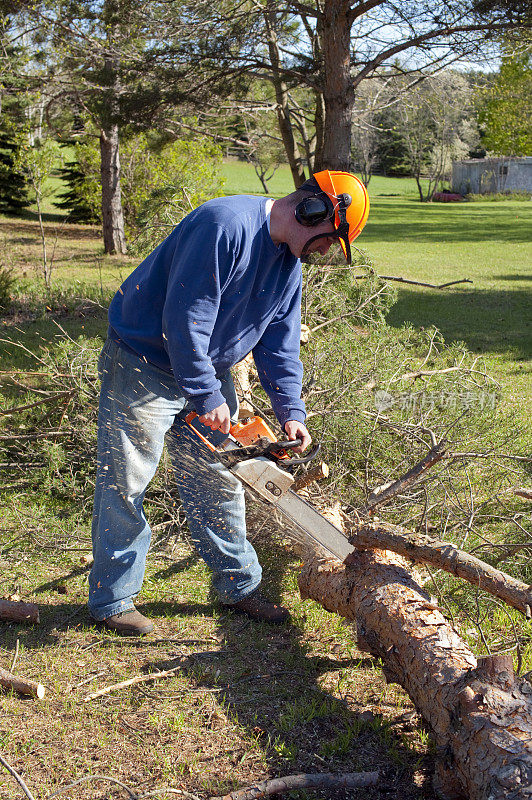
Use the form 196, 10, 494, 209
226, 590, 290, 624
97, 608, 154, 635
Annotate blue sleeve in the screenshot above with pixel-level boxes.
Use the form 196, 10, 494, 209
252, 281, 306, 429
162, 222, 234, 415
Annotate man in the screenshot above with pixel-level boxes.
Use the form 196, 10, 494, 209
89, 169, 369, 634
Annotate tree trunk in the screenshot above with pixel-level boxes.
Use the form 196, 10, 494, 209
100, 123, 127, 254
298, 550, 532, 800
352, 522, 532, 617
313, 90, 325, 173
263, 10, 307, 188
317, 0, 354, 171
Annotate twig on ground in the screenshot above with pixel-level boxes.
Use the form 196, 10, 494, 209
353, 274, 472, 289
0, 752, 37, 800
209, 771, 380, 800
46, 773, 138, 799
139, 789, 201, 800
9, 638, 19, 673
82, 660, 187, 701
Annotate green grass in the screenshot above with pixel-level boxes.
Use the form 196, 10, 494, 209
360, 197, 532, 419
1, 160, 531, 800
221, 159, 428, 198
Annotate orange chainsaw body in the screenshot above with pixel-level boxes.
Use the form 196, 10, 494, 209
229, 416, 277, 447
185, 412, 278, 451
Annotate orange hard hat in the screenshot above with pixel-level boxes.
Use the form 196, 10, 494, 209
312, 170, 370, 260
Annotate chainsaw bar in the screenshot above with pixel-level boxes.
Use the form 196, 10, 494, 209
232, 457, 354, 562
184, 413, 353, 562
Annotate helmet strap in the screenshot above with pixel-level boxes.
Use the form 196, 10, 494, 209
300, 230, 352, 264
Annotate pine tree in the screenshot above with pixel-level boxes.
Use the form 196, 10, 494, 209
54, 143, 101, 223
0, 123, 30, 213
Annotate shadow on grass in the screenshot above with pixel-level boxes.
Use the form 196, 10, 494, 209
140, 532, 434, 799
0, 214, 100, 240
490, 274, 532, 282
387, 287, 532, 361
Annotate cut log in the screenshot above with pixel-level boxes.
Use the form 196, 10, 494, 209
298, 550, 532, 800
232, 354, 255, 415
293, 462, 329, 491
0, 666, 46, 699
351, 521, 532, 618
0, 599, 40, 624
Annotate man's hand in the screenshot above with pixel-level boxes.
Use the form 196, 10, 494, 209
283, 420, 312, 454
199, 402, 231, 435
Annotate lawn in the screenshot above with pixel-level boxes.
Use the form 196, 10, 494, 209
0, 161, 531, 800
223, 162, 532, 418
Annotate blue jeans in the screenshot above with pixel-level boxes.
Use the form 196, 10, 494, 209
88, 338, 262, 620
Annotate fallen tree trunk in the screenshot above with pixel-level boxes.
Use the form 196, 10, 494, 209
0, 667, 46, 699
298, 550, 532, 800
0, 599, 40, 624
351, 521, 532, 618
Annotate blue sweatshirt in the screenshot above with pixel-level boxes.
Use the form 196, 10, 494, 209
108, 195, 306, 427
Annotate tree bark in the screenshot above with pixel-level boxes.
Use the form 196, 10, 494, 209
0, 666, 45, 699
298, 551, 532, 800
351, 522, 532, 618
0, 599, 40, 624
232, 354, 255, 415
293, 462, 329, 491
263, 10, 306, 188
317, 0, 354, 171
100, 122, 127, 255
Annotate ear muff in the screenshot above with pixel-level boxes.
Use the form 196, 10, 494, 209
297, 189, 354, 263
294, 193, 335, 227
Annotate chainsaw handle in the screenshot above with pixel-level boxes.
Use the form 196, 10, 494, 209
267, 439, 321, 466
276, 442, 321, 466
184, 411, 222, 452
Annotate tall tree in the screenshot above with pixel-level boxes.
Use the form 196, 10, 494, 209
0, 18, 31, 213
393, 72, 478, 200
209, 0, 531, 178
478, 39, 532, 156
2, 0, 244, 252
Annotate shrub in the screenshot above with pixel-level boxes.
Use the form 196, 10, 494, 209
465, 190, 531, 202
0, 120, 31, 215
55, 132, 225, 239
0, 266, 16, 309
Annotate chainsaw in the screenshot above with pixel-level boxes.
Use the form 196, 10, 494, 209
185, 412, 353, 561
